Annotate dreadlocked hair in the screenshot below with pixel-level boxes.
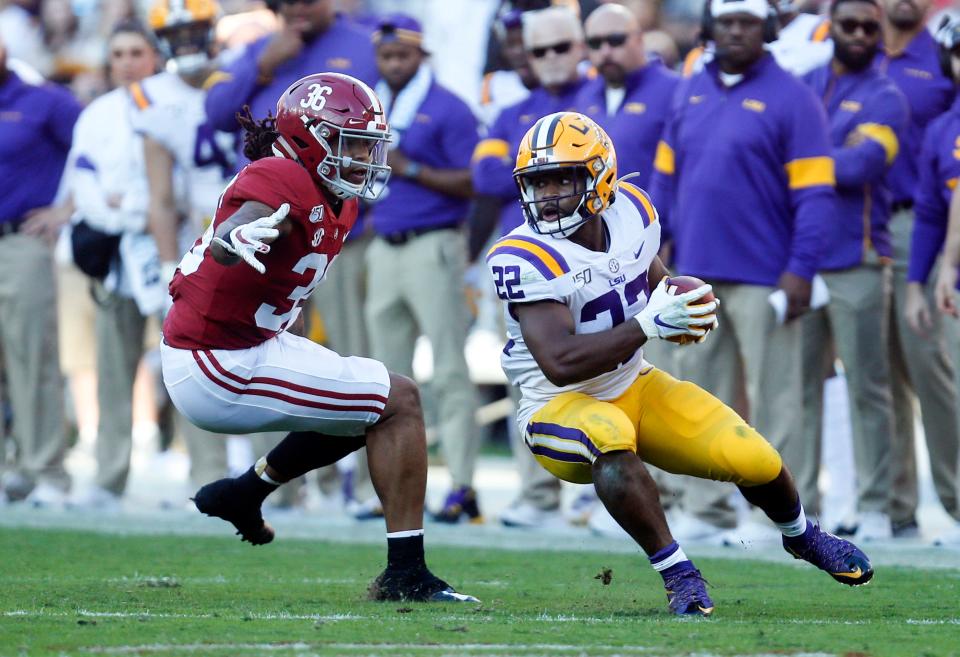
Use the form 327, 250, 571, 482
236, 105, 280, 161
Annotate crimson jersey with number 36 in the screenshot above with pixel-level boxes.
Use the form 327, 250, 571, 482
163, 156, 357, 350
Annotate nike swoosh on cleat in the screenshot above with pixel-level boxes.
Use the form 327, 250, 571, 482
832, 567, 862, 579
699, 606, 715, 616
429, 589, 480, 603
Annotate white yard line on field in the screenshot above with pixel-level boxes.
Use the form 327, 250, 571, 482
5, 608, 957, 627
77, 643, 838, 657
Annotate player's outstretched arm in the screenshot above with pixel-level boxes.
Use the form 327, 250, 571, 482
211, 201, 291, 273
517, 301, 649, 387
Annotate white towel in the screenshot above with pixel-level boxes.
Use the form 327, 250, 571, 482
375, 64, 433, 148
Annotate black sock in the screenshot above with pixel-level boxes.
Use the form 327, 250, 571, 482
266, 431, 366, 480
237, 466, 277, 506
386, 533, 426, 572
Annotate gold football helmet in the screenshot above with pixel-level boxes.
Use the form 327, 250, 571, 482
149, 0, 220, 75
514, 111, 617, 238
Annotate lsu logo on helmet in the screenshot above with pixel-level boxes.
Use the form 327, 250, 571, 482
514, 111, 617, 238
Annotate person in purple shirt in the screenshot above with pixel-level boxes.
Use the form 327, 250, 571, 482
648, 0, 836, 539
204, 0, 378, 167
576, 3, 679, 190
902, 14, 960, 544
800, 0, 908, 542
875, 0, 958, 541
0, 36, 78, 504
471, 6, 587, 251
361, 15, 482, 525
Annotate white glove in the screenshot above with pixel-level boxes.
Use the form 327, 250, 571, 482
634, 277, 718, 341
212, 203, 289, 274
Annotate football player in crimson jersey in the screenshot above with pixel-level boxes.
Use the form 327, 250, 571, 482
159, 72, 476, 603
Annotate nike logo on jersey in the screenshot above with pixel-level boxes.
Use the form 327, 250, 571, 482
633, 242, 644, 259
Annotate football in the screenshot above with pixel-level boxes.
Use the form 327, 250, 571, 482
664, 275, 716, 345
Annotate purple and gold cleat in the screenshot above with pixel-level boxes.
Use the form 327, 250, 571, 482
432, 486, 484, 524
663, 568, 714, 617
783, 522, 874, 586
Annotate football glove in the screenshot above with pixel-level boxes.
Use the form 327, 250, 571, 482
634, 277, 718, 341
213, 203, 289, 274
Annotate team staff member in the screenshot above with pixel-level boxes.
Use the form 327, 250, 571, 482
471, 6, 586, 526
0, 35, 78, 503
649, 0, 835, 537
876, 0, 958, 540
903, 14, 960, 538
65, 19, 163, 508
801, 0, 907, 535
363, 16, 482, 524
472, 6, 586, 241
204, 0, 377, 165
576, 3, 679, 190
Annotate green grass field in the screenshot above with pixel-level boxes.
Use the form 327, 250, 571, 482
1, 527, 958, 657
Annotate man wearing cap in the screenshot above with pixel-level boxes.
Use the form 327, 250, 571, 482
479, 7, 539, 129
800, 0, 907, 539
0, 35, 78, 503
648, 0, 835, 540
875, 0, 958, 541
363, 15, 483, 524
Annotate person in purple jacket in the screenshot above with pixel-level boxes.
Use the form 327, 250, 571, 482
875, 0, 958, 541
902, 13, 960, 545
204, 0, 378, 167
0, 36, 78, 504
801, 0, 908, 542
576, 3, 680, 191
647, 0, 836, 539
471, 6, 587, 246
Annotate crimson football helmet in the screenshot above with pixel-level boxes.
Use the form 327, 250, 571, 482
273, 73, 392, 201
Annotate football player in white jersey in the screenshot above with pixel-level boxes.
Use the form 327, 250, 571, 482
134, 0, 235, 285
486, 111, 874, 616
131, 0, 235, 490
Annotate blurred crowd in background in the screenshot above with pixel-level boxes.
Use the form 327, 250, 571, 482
3, 0, 960, 549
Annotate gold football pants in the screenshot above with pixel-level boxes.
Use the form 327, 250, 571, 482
525, 367, 782, 486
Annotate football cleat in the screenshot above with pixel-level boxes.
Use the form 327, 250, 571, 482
783, 522, 874, 586
663, 568, 714, 616
368, 567, 479, 603
192, 478, 275, 546
432, 486, 483, 524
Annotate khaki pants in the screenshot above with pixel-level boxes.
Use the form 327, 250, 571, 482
676, 283, 803, 528
887, 209, 960, 524
365, 229, 480, 488
802, 263, 894, 514
310, 236, 375, 502
0, 233, 68, 490
95, 287, 227, 493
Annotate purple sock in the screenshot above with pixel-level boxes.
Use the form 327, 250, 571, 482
649, 541, 695, 581
783, 520, 815, 549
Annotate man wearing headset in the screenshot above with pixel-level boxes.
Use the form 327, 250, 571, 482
648, 0, 837, 540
